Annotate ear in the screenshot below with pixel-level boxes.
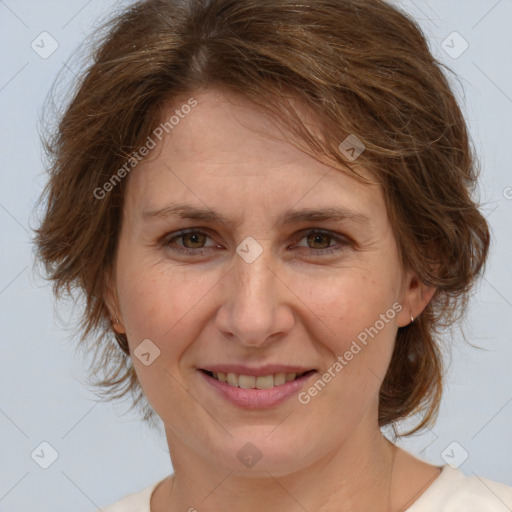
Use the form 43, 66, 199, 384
103, 271, 126, 335
396, 269, 436, 328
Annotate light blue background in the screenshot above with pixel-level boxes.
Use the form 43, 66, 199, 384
1, 1, 511, 510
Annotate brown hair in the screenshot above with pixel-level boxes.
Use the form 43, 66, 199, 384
34, 0, 490, 434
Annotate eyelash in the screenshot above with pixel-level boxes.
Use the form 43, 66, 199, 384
161, 228, 350, 257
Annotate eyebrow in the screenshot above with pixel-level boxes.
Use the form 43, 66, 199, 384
142, 203, 371, 228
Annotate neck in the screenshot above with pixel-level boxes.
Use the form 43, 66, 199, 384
160, 419, 396, 512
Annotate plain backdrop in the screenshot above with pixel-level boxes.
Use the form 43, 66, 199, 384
0, 1, 511, 510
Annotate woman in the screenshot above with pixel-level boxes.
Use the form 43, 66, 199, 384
35, 0, 512, 510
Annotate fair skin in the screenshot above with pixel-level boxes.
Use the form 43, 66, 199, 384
107, 88, 441, 512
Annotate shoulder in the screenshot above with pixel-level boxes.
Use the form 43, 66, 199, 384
91, 479, 162, 512
407, 465, 512, 512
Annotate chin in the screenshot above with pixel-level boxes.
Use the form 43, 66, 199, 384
205, 427, 324, 477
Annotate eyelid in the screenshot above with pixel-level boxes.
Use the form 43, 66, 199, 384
292, 228, 348, 245
290, 228, 352, 254
162, 228, 221, 249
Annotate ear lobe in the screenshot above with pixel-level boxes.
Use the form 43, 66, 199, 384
103, 273, 126, 334
397, 271, 436, 327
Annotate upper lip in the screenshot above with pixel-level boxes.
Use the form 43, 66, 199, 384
199, 364, 316, 377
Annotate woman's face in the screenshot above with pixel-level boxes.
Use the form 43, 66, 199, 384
109, 88, 426, 476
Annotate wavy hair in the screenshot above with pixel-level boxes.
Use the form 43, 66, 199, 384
34, 0, 490, 434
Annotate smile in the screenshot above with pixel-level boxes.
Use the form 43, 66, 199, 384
198, 369, 317, 409
204, 370, 311, 389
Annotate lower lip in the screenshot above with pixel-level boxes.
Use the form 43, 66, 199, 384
199, 370, 317, 409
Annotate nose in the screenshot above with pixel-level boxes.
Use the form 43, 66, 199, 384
215, 242, 295, 348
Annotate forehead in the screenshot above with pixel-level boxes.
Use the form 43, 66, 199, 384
123, 88, 388, 229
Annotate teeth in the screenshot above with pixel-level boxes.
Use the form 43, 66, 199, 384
255, 375, 274, 389
227, 372, 238, 387
273, 373, 286, 386
211, 371, 306, 388
238, 375, 256, 389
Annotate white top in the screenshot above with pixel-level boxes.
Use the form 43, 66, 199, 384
96, 465, 512, 512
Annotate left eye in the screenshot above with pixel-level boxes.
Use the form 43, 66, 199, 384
295, 231, 338, 250
171, 231, 212, 249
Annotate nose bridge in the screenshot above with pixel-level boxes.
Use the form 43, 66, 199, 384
217, 240, 293, 345
237, 247, 271, 304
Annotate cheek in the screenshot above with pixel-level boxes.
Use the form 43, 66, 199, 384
304, 268, 399, 345
113, 261, 216, 414
114, 252, 220, 368
300, 266, 400, 406
117, 245, 199, 329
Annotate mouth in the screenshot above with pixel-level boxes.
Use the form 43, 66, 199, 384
197, 364, 318, 409
199, 369, 316, 389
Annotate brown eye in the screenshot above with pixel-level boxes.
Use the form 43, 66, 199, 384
162, 230, 220, 256
180, 232, 208, 249
306, 232, 333, 250
292, 229, 351, 257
